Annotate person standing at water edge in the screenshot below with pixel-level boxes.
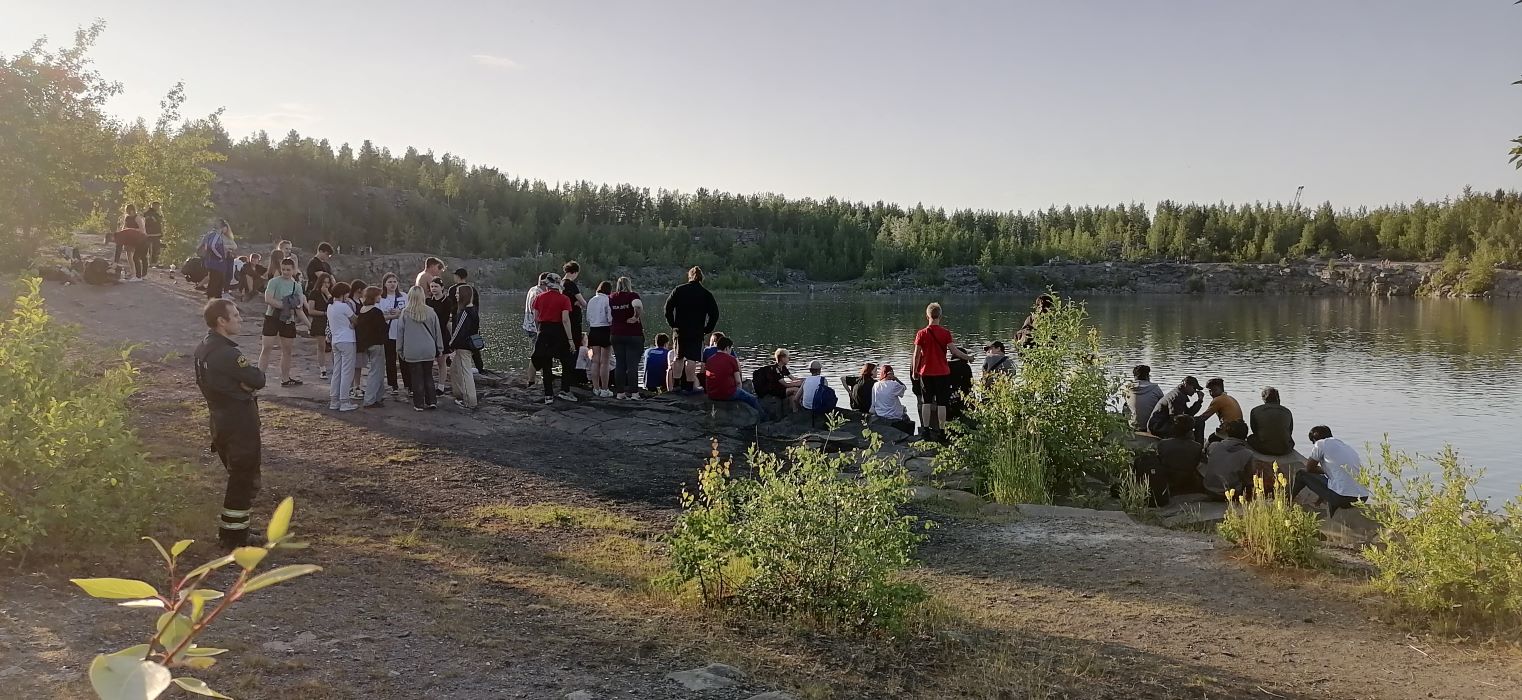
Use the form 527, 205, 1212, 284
562, 261, 588, 384
522, 272, 548, 384
586, 280, 615, 397
416, 256, 446, 290
194, 299, 267, 548
531, 273, 578, 404
259, 257, 306, 387
664, 266, 720, 394
911, 302, 973, 440
609, 276, 646, 400
448, 284, 481, 409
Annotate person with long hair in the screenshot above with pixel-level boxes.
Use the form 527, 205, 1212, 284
426, 277, 453, 392
586, 280, 614, 397
377, 272, 412, 397
305, 272, 334, 380
347, 278, 368, 401
530, 273, 577, 404
849, 361, 878, 413
396, 286, 444, 411
326, 282, 358, 412
355, 286, 389, 408
115, 203, 143, 265
447, 284, 480, 409
197, 219, 236, 300
608, 276, 645, 400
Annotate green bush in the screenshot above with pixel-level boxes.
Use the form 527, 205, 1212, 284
1362, 443, 1522, 632
940, 295, 1130, 501
981, 425, 1049, 505
1460, 250, 1499, 295
0, 278, 189, 559
669, 432, 926, 632
1218, 472, 1321, 567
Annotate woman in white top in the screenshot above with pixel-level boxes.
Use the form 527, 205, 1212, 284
326, 281, 360, 412
585, 280, 615, 398
377, 272, 410, 396
870, 364, 915, 434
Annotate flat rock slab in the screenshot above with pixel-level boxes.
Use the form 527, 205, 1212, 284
1017, 504, 1137, 526
1319, 507, 1381, 548
746, 693, 798, 700
1158, 501, 1230, 529
666, 663, 745, 691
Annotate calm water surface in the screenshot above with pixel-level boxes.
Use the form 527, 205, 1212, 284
479, 292, 1522, 497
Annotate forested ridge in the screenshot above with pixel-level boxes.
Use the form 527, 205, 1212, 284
204, 121, 1522, 282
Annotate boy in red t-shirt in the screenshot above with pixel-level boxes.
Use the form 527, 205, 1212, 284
703, 336, 760, 412
911, 302, 973, 438
530, 274, 578, 404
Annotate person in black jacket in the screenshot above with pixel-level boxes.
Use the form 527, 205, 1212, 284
447, 284, 481, 409
663, 266, 719, 395
1147, 376, 1203, 437
194, 299, 267, 548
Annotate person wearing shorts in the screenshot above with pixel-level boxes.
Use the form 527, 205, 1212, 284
663, 266, 719, 394
259, 257, 305, 387
910, 302, 972, 440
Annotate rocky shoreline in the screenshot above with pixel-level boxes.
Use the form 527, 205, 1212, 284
320, 252, 1520, 299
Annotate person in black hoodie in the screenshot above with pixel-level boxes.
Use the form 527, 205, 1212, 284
448, 284, 480, 409
663, 266, 719, 395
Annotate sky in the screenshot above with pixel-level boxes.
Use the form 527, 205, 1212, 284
4, 1, 1519, 212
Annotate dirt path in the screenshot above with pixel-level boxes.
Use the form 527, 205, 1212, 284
3, 268, 1520, 699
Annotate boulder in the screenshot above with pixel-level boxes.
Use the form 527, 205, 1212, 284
706, 399, 761, 428
666, 663, 745, 691
803, 431, 866, 452
1157, 500, 1229, 529
1319, 507, 1381, 548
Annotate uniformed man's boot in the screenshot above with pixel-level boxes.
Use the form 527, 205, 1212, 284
217, 528, 267, 550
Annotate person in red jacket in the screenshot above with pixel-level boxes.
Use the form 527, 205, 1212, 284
910, 302, 973, 440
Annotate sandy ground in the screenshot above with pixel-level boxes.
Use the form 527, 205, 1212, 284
2, 266, 1520, 699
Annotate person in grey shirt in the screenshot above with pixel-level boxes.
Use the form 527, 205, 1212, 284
1125, 364, 1165, 433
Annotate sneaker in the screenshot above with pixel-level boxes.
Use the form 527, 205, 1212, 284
556, 391, 578, 403
390, 387, 400, 396
469, 367, 480, 375
543, 396, 555, 405
426, 404, 438, 410
628, 393, 642, 402
328, 402, 340, 410
413, 406, 425, 412
339, 403, 359, 412
364, 402, 384, 409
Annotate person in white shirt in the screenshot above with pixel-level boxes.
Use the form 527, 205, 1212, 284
585, 280, 615, 397
377, 273, 409, 397
326, 282, 360, 412
799, 359, 826, 410
1293, 425, 1371, 516
870, 364, 915, 435
522, 273, 547, 385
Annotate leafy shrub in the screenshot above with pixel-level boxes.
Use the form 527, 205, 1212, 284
1362, 443, 1522, 632
72, 497, 320, 700
1218, 472, 1321, 567
0, 278, 189, 559
669, 433, 926, 631
1461, 250, 1499, 295
940, 296, 1130, 501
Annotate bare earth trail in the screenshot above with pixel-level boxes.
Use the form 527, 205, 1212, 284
3, 269, 1520, 699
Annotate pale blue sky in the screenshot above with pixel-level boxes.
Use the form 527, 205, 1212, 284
5, 1, 1518, 211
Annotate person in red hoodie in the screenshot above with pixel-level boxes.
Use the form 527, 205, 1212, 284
703, 336, 760, 411
910, 302, 973, 440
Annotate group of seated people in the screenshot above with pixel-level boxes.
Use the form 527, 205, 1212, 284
1126, 364, 1370, 512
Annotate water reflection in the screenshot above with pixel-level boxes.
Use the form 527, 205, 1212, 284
480, 292, 1522, 497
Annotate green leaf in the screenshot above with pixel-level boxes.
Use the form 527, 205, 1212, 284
172, 677, 232, 699
183, 553, 235, 580
89, 652, 172, 700
71, 578, 160, 600
143, 537, 171, 566
170, 540, 194, 557
185, 589, 223, 621
118, 598, 167, 609
266, 497, 295, 542
181, 647, 229, 657
231, 546, 267, 570
155, 612, 194, 651
241, 564, 322, 594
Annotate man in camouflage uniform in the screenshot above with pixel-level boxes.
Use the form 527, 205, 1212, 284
194, 299, 267, 548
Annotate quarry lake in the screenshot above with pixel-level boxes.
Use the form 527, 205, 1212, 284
479, 292, 1522, 498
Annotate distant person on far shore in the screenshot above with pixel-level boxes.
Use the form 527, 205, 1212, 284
609, 276, 646, 400
642, 334, 672, 393
1196, 377, 1243, 442
870, 364, 914, 435
911, 302, 973, 441
1124, 365, 1164, 433
664, 266, 720, 395
530, 273, 578, 404
1293, 425, 1370, 516
586, 280, 615, 398
1248, 386, 1295, 456
704, 336, 760, 411
1147, 375, 1203, 438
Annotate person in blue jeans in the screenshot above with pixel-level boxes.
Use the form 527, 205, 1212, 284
703, 336, 759, 411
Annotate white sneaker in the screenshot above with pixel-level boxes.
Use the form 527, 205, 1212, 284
543, 396, 555, 405
470, 367, 480, 375
628, 393, 642, 402
338, 403, 359, 412
556, 391, 578, 403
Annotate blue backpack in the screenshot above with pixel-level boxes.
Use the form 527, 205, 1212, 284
811, 380, 838, 415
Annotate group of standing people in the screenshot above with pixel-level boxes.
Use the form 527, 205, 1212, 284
111, 202, 164, 281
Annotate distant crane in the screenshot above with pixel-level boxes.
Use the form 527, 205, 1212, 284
1291, 185, 1305, 210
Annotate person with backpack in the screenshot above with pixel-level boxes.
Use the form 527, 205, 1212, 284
911, 302, 973, 441
799, 360, 839, 415
703, 336, 759, 411
197, 219, 236, 300
752, 348, 802, 407
448, 284, 481, 409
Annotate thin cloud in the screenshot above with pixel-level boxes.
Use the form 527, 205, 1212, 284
471, 54, 520, 70
223, 102, 321, 134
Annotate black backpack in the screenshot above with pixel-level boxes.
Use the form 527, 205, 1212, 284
181, 256, 207, 283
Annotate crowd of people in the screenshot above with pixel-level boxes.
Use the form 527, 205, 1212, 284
1124, 367, 1369, 510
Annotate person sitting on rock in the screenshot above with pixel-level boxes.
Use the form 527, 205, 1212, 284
1200, 419, 1253, 499
1156, 415, 1204, 495
1293, 425, 1370, 517
1124, 364, 1164, 433
1247, 386, 1295, 456
799, 360, 826, 411
703, 336, 759, 411
1195, 377, 1243, 442
870, 364, 914, 435
981, 341, 1014, 389
642, 333, 671, 393
846, 362, 877, 412
752, 348, 802, 407
1147, 375, 1203, 437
